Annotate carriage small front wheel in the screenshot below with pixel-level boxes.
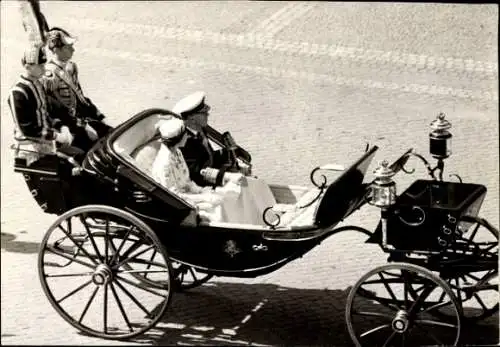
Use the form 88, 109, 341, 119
38, 205, 174, 340
171, 262, 214, 291
438, 215, 498, 323
346, 263, 462, 347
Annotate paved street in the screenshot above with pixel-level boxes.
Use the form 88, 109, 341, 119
1, 1, 498, 345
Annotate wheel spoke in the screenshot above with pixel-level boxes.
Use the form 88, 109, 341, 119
381, 331, 397, 347
46, 272, 94, 278
57, 224, 98, 265
79, 286, 99, 324
103, 283, 108, 334
359, 324, 390, 338
473, 292, 489, 311
114, 278, 153, 318
408, 282, 436, 316
115, 245, 156, 269
353, 310, 393, 319
415, 319, 458, 329
109, 226, 134, 265
465, 273, 481, 282
119, 238, 145, 260
117, 269, 170, 274
404, 278, 409, 309
116, 275, 167, 297
421, 299, 454, 314
358, 287, 400, 311
109, 282, 133, 333
124, 258, 169, 269
413, 321, 444, 345
104, 218, 109, 263
144, 250, 157, 280
80, 215, 103, 263
46, 246, 96, 269
469, 222, 480, 241
188, 267, 198, 282
475, 270, 497, 287
56, 279, 92, 304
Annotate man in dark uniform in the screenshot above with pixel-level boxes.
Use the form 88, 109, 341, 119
8, 44, 78, 166
174, 91, 252, 187
41, 27, 112, 152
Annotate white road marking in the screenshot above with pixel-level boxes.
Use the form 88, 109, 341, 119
52, 17, 498, 77
248, 2, 317, 37
2, 38, 497, 103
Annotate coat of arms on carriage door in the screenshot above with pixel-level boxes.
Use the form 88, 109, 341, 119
224, 240, 241, 258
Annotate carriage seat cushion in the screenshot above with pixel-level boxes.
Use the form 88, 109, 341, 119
112, 113, 172, 174
276, 188, 324, 227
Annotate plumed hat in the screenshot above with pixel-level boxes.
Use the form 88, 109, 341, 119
22, 44, 46, 65
46, 27, 77, 50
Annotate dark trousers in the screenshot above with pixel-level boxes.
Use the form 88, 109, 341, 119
70, 120, 113, 153
87, 119, 113, 138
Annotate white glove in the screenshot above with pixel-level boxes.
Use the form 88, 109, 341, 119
85, 124, 99, 141
55, 126, 74, 146
223, 172, 244, 185
206, 193, 223, 205
239, 162, 252, 176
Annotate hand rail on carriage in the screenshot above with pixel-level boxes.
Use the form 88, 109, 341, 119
10, 136, 83, 175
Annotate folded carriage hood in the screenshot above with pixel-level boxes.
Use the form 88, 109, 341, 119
313, 146, 378, 229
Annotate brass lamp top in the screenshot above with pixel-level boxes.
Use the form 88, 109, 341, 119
430, 112, 452, 132
373, 160, 396, 180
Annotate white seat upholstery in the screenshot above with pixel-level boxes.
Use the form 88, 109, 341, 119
113, 113, 172, 173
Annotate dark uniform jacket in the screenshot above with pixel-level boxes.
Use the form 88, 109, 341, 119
181, 129, 226, 187
42, 60, 104, 127
7, 76, 61, 141
41, 60, 111, 142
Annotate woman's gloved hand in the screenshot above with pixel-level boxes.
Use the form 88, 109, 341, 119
85, 123, 99, 141
55, 126, 74, 146
223, 172, 245, 185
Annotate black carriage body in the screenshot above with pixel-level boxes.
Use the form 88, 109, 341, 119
78, 108, 379, 277
368, 179, 487, 252
14, 154, 92, 215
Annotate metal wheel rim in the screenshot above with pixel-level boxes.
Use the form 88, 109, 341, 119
38, 205, 173, 340
438, 215, 498, 322
346, 262, 462, 347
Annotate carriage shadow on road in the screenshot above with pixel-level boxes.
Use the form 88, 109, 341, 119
1, 232, 40, 254
117, 281, 499, 347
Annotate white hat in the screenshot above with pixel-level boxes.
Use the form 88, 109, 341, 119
158, 117, 186, 140
172, 91, 209, 118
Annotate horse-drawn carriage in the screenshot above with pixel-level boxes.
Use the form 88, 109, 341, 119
11, 107, 498, 346
10, 1, 498, 344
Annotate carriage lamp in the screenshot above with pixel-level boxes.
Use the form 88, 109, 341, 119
429, 112, 452, 159
369, 160, 397, 250
370, 160, 397, 208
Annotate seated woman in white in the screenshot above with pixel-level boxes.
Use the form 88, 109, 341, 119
151, 117, 243, 222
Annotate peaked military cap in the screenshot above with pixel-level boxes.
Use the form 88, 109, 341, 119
46, 27, 77, 50
172, 91, 210, 118
22, 44, 47, 65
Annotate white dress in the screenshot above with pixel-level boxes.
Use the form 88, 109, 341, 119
151, 143, 241, 222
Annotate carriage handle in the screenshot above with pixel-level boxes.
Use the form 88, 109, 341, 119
388, 148, 463, 183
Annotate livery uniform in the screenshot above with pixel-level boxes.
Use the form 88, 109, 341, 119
8, 46, 59, 165
42, 28, 112, 150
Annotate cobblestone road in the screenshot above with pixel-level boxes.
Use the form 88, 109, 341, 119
1, 1, 498, 346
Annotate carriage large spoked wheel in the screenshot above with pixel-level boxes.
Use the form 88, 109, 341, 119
172, 262, 214, 291
438, 215, 498, 323
38, 205, 174, 340
346, 263, 462, 347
